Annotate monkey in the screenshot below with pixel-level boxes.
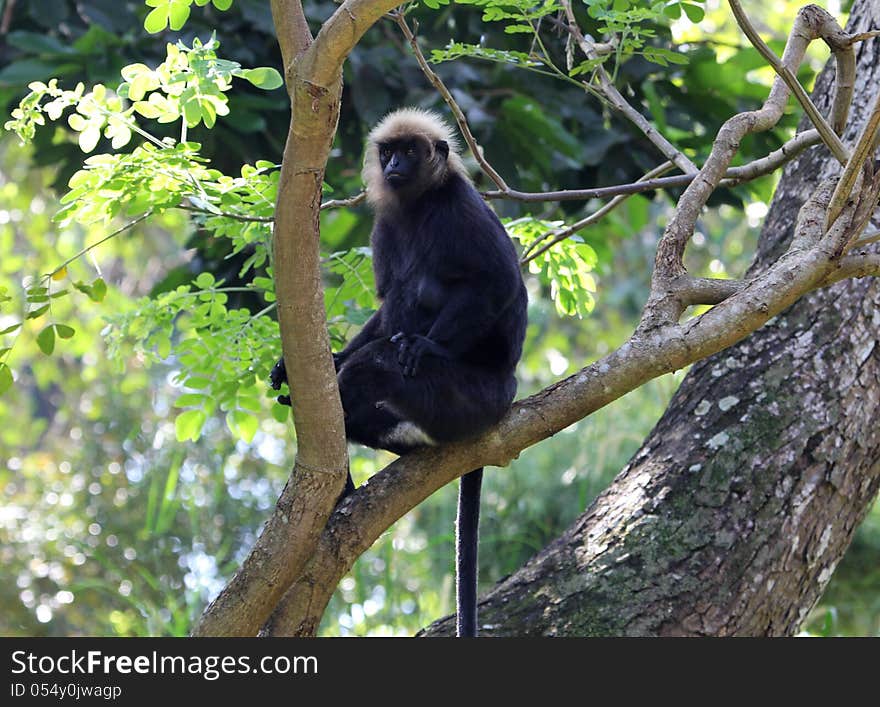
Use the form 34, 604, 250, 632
270, 108, 527, 637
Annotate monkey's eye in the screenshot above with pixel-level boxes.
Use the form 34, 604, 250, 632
405, 147, 416, 157
380, 147, 392, 159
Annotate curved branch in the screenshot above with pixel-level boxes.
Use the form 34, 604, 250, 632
393, 12, 509, 191
561, 0, 698, 175
652, 4, 852, 308
305, 0, 406, 86
728, 0, 851, 164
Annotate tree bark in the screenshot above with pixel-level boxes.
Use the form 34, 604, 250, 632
423, 0, 880, 637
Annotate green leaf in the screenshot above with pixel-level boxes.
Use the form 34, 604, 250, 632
195, 272, 215, 288
0, 364, 12, 395
133, 101, 162, 119
664, 3, 682, 19
183, 376, 212, 389
78, 123, 102, 153
229, 409, 258, 443
25, 304, 49, 320
37, 325, 56, 355
212, 0, 233, 9
175, 392, 206, 408
237, 395, 262, 413
681, 3, 705, 22
0, 323, 21, 335
175, 408, 206, 442
235, 67, 283, 91
143, 7, 168, 34
271, 403, 289, 423
55, 324, 75, 339
168, 2, 191, 31
91, 278, 107, 302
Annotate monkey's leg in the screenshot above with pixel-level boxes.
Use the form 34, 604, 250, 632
335, 341, 426, 455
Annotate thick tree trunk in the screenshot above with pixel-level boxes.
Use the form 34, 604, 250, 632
424, 0, 880, 637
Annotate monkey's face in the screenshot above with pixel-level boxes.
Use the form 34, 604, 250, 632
378, 139, 427, 188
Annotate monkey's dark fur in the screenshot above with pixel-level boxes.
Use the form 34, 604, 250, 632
270, 108, 527, 637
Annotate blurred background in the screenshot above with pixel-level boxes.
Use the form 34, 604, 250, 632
0, 0, 876, 636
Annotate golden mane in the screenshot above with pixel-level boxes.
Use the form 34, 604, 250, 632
362, 108, 469, 210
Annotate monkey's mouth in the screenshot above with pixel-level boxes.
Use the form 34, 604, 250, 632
385, 173, 407, 186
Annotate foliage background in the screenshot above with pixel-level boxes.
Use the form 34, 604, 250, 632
0, 0, 876, 636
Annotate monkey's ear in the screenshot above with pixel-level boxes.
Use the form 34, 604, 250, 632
434, 140, 449, 160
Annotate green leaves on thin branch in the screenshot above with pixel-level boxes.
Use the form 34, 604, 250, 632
507, 218, 598, 319
0, 271, 106, 390
425, 0, 700, 77
119, 37, 281, 130
99, 245, 377, 442
324, 247, 378, 350
5, 36, 281, 148
1, 37, 282, 401
104, 270, 281, 444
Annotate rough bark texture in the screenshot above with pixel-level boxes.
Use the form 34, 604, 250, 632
424, 1, 880, 637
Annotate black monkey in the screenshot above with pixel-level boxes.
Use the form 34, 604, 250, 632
270, 108, 527, 637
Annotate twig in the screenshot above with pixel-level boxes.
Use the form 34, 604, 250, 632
722, 129, 821, 184
320, 192, 366, 210
826, 89, 880, 229
845, 229, 880, 251
519, 129, 822, 262
319, 128, 822, 224
0, 0, 16, 34
392, 13, 509, 191
47, 213, 152, 278
847, 30, 880, 45
521, 161, 675, 264
560, 0, 698, 175
728, 0, 850, 164
179, 204, 274, 223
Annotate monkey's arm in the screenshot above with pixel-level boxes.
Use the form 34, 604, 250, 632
269, 306, 387, 401
428, 278, 505, 353
395, 280, 504, 376
334, 305, 387, 368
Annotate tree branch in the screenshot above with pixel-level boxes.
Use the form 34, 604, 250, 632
193, 0, 405, 638
304, 0, 405, 87
521, 161, 675, 264
826, 89, 880, 228
320, 191, 366, 210
728, 0, 851, 164
270, 0, 313, 74
650, 3, 853, 321
393, 12, 509, 191
561, 0, 698, 175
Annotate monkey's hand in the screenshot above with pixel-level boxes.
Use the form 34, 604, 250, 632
270, 353, 344, 406
269, 357, 291, 406
391, 333, 445, 377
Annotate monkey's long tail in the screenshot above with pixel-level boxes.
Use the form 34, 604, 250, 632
456, 467, 483, 638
